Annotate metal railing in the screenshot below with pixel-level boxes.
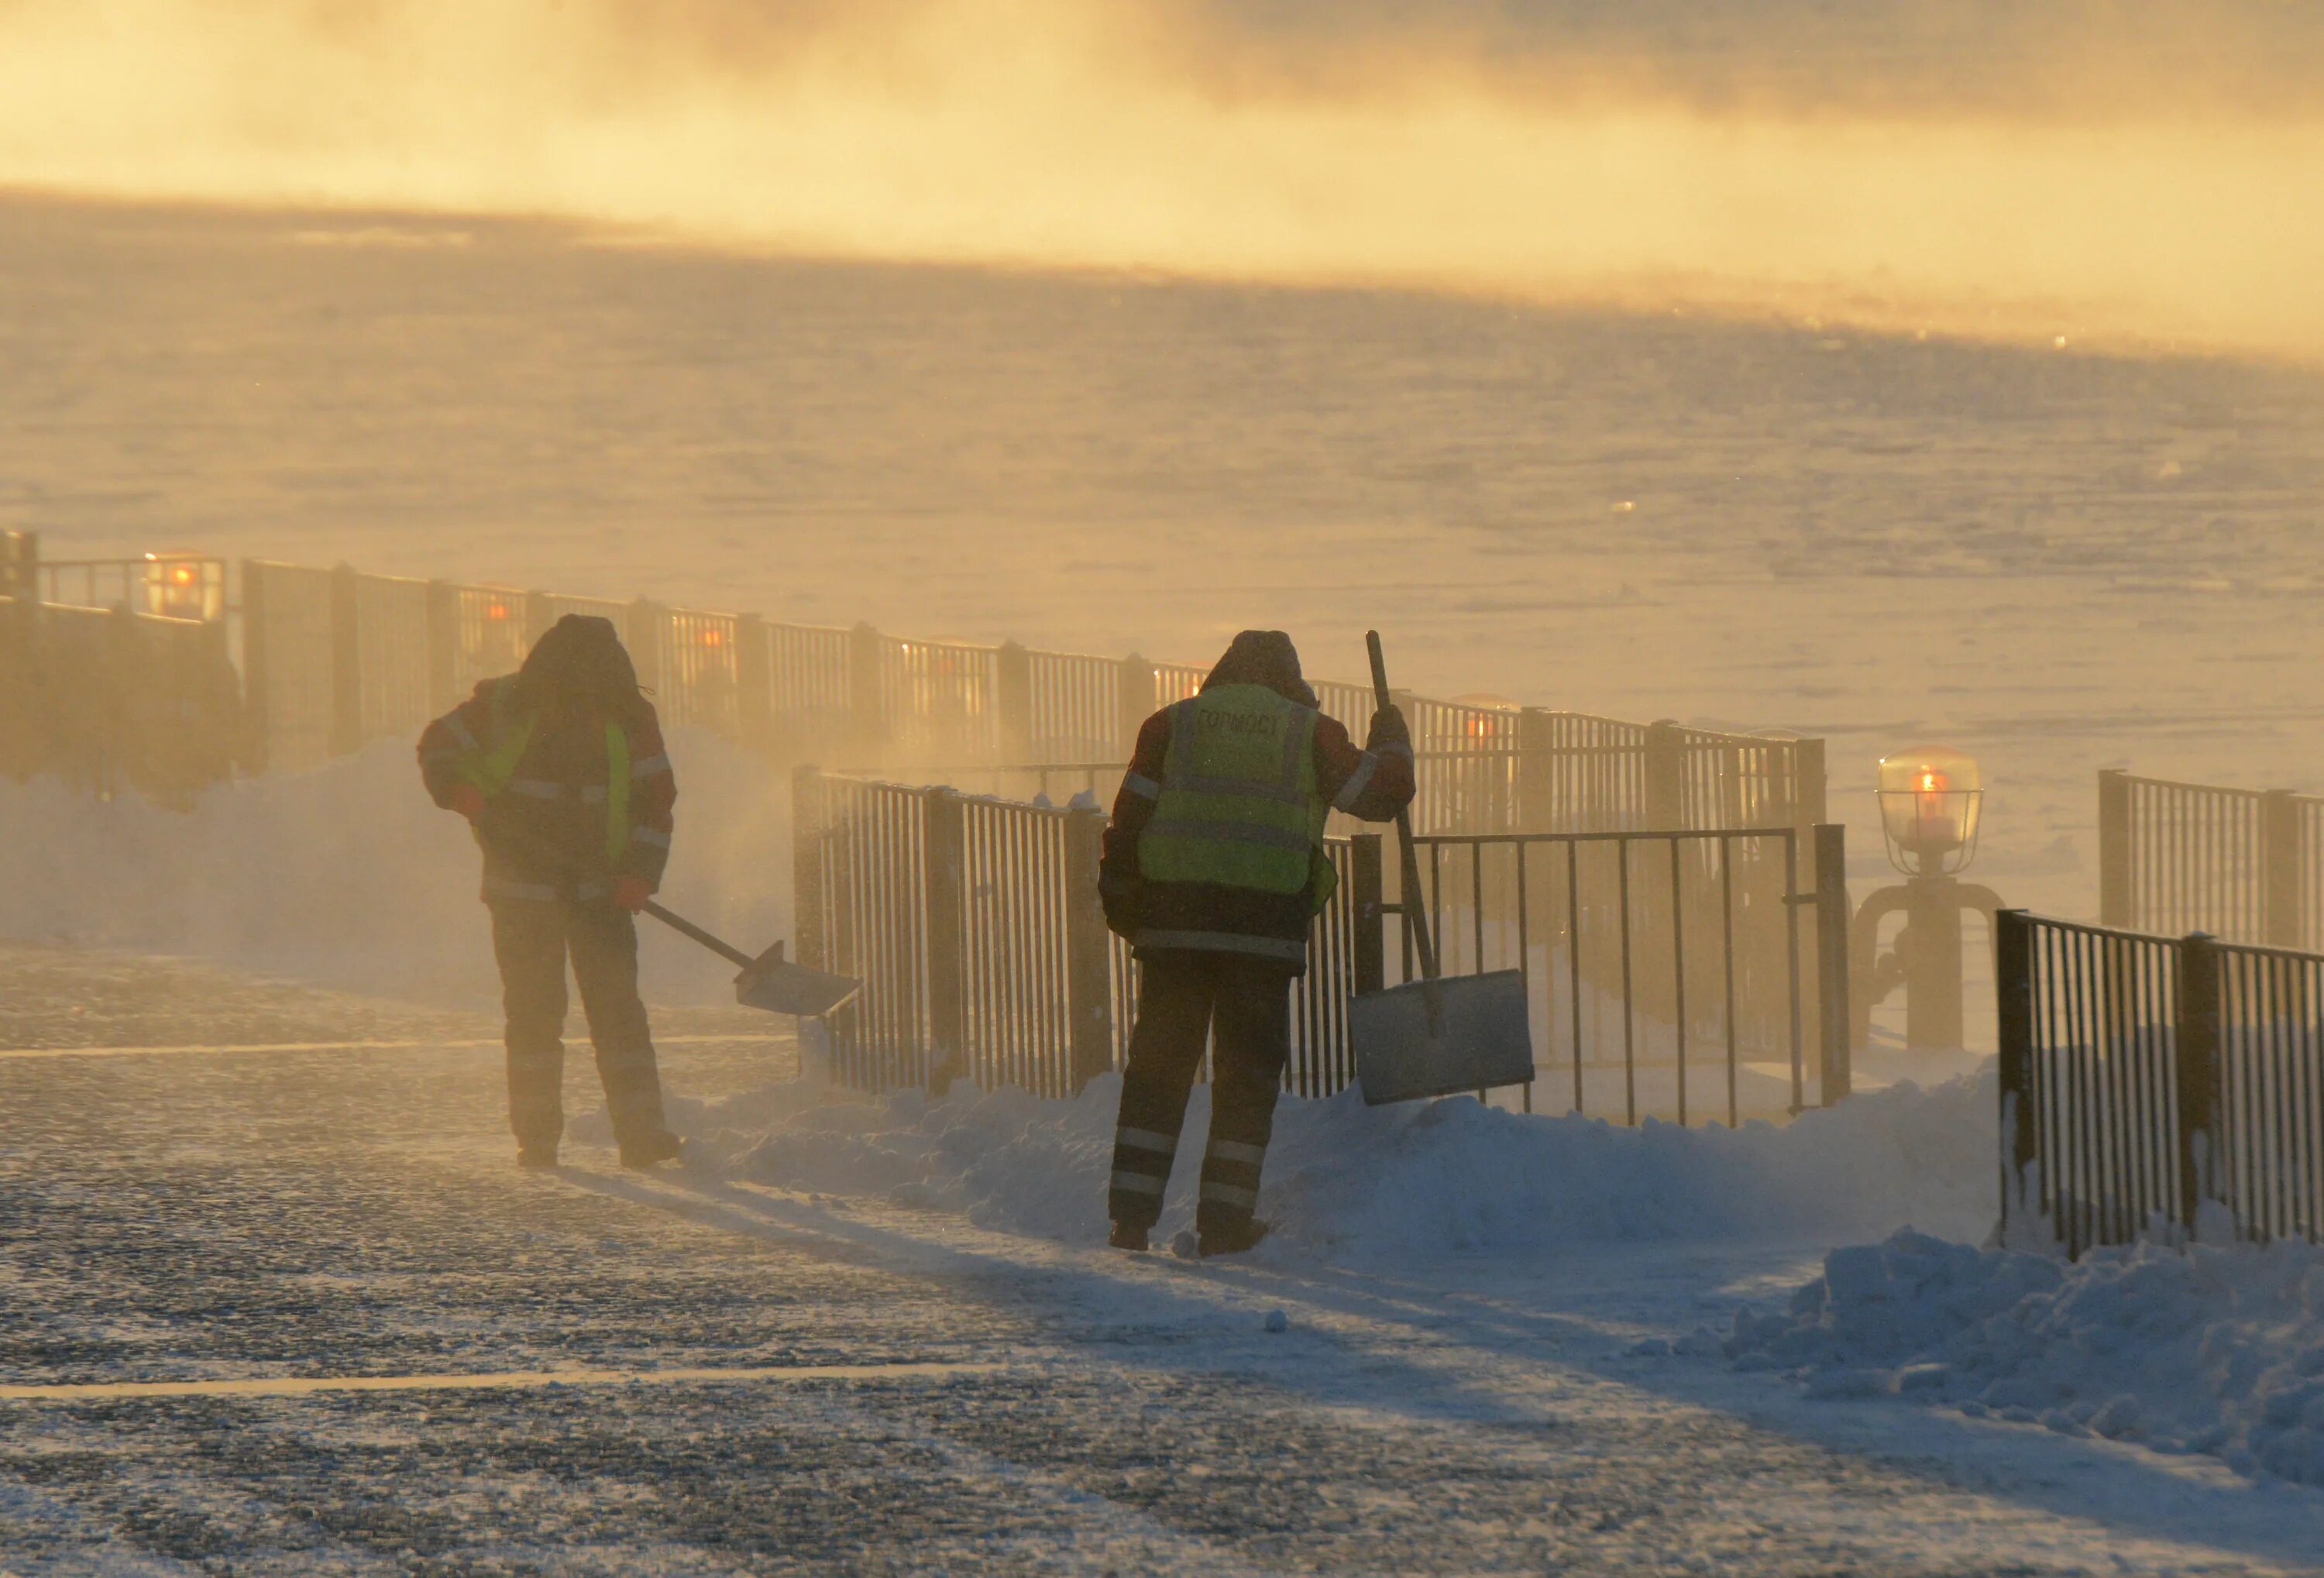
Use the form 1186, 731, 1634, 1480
1997, 909, 2324, 1257
2098, 768, 2320, 949
796, 767, 1851, 1122
1407, 826, 1849, 1123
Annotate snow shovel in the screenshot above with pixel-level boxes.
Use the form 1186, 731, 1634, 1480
1349, 631, 1535, 1105
483, 822, 860, 1018
639, 902, 861, 1019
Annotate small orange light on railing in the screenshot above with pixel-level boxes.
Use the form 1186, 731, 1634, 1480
702, 628, 724, 648
486, 601, 509, 621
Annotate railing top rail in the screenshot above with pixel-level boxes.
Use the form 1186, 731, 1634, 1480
834, 761, 1126, 778
1411, 825, 1796, 849
40, 553, 228, 569
2212, 935, 2324, 965
2113, 769, 2291, 803
2003, 908, 2185, 948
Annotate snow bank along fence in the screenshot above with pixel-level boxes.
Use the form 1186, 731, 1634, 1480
0, 531, 240, 805
2097, 768, 2324, 951
794, 766, 1854, 1124
1996, 909, 2324, 1257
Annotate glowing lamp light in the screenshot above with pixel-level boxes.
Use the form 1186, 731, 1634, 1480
141, 553, 215, 619
485, 601, 510, 621
1877, 746, 1984, 876
701, 628, 724, 648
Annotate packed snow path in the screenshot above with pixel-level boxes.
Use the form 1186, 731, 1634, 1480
7, 993, 2324, 1570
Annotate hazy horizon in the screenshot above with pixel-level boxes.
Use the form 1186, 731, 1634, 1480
3, 1, 2322, 360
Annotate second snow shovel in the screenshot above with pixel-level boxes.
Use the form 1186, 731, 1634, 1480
485, 822, 861, 1018
1349, 631, 1535, 1105
640, 902, 861, 1019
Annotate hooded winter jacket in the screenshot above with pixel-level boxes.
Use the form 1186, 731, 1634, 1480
1099, 630, 1413, 971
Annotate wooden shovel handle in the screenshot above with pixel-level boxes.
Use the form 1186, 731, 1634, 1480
1367, 631, 1439, 984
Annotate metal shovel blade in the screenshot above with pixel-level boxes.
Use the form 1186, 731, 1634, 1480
1350, 969, 1534, 1106
734, 943, 862, 1019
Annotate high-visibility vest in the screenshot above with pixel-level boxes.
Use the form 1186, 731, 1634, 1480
1138, 684, 1332, 906
453, 677, 632, 866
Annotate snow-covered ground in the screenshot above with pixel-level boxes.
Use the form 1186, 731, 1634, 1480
1731, 1228, 2324, 1487
653, 1061, 1999, 1260
9, 946, 2324, 1571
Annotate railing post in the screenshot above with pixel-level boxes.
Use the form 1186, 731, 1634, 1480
1516, 708, 1557, 834
424, 579, 460, 714
922, 787, 967, 1095
1813, 823, 1851, 1103
1794, 737, 1829, 830
626, 598, 665, 699
734, 613, 772, 751
1064, 803, 1116, 1091
1119, 652, 1155, 758
996, 641, 1034, 761
791, 765, 829, 971
1993, 909, 2040, 1242
1351, 833, 1386, 995
327, 562, 362, 758
1645, 719, 1686, 829
2177, 930, 2225, 1237
238, 559, 271, 776
2263, 789, 2302, 948
850, 621, 888, 758
2098, 768, 2132, 927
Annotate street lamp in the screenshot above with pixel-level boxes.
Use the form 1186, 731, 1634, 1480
1877, 746, 1984, 875
1854, 747, 2004, 1054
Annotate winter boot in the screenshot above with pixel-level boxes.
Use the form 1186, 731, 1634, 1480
619, 1129, 682, 1171
1108, 1221, 1150, 1253
1198, 1218, 1270, 1258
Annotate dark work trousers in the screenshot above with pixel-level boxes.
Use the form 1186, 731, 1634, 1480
1108, 951, 1293, 1236
489, 900, 670, 1153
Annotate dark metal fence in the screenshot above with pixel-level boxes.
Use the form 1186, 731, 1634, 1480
1996, 909, 2324, 1257
1408, 826, 1850, 1122
796, 767, 1850, 1122
2098, 768, 2321, 949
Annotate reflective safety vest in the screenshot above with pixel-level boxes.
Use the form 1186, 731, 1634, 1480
1138, 684, 1333, 909
452, 677, 633, 866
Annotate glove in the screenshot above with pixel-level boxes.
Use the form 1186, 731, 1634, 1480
611, 875, 655, 913
1098, 868, 1143, 940
446, 782, 486, 821
1366, 703, 1411, 753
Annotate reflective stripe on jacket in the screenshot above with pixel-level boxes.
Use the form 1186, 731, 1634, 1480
418, 678, 677, 903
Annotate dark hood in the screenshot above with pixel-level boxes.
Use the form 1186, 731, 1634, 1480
516, 614, 645, 719
1201, 629, 1316, 708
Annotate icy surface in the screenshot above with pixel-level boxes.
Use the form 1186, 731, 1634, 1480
8, 949, 2324, 1570
1730, 1229, 2324, 1489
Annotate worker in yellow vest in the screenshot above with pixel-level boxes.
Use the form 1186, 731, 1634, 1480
418, 614, 682, 1171
1098, 630, 1413, 1255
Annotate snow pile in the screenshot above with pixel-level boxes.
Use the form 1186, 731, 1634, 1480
676, 1062, 1998, 1259
0, 726, 790, 1006
1728, 1229, 2324, 1485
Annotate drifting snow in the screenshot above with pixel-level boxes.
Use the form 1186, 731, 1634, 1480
1730, 1228, 2324, 1487
667, 1061, 1998, 1261
0, 726, 791, 1006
